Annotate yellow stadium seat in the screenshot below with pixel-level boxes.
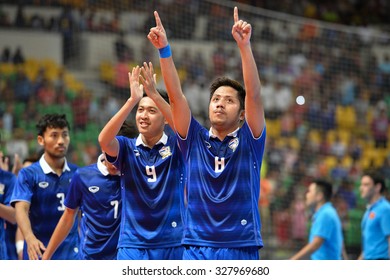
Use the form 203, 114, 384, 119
336, 105, 356, 130
265, 119, 281, 138
324, 155, 338, 170
309, 129, 321, 145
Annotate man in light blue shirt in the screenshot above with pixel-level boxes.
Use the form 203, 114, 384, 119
291, 179, 344, 260
359, 171, 390, 260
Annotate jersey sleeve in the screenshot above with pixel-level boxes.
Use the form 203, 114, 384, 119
10, 168, 33, 206
3, 172, 16, 206
176, 116, 203, 160
64, 171, 83, 209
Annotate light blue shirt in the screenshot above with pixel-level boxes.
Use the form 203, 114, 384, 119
310, 202, 343, 260
361, 197, 390, 260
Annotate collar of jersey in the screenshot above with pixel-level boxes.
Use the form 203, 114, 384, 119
39, 155, 71, 174
135, 132, 168, 147
208, 126, 239, 138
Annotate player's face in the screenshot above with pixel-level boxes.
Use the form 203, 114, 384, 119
38, 127, 69, 159
305, 183, 318, 208
209, 86, 244, 131
359, 175, 376, 202
136, 97, 166, 138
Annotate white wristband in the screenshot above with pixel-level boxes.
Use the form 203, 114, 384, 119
15, 240, 24, 254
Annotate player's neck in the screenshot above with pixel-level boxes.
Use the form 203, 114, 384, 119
141, 133, 163, 148
368, 193, 382, 206
44, 154, 65, 176
210, 125, 239, 141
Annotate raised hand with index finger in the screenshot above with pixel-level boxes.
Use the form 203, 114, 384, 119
147, 11, 169, 49
232, 6, 252, 47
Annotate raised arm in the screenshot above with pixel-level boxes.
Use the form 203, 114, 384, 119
232, 7, 264, 137
140, 61, 175, 132
147, 11, 191, 138
98, 66, 144, 156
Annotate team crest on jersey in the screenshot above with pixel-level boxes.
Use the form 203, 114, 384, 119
159, 146, 172, 159
228, 137, 239, 152
38, 181, 49, 188
0, 183, 4, 195
88, 186, 100, 193
134, 149, 140, 157
204, 141, 211, 149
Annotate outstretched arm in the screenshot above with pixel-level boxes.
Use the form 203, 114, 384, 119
147, 11, 191, 138
42, 207, 78, 260
140, 61, 175, 131
232, 7, 264, 137
290, 236, 324, 260
98, 66, 144, 157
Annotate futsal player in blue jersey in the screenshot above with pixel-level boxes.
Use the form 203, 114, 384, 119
147, 7, 266, 260
42, 122, 137, 260
0, 152, 17, 260
358, 171, 390, 260
290, 180, 345, 260
98, 65, 185, 260
11, 114, 79, 260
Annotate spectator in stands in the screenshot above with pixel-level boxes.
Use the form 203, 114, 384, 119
37, 79, 56, 106
1, 47, 11, 63
290, 179, 345, 260
371, 103, 389, 148
12, 47, 25, 65
259, 19, 275, 42
336, 178, 357, 210
13, 68, 31, 103
114, 30, 134, 62
14, 4, 26, 28
358, 171, 390, 260
58, 6, 75, 64
330, 134, 347, 158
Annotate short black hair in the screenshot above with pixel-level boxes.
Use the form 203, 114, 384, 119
36, 114, 70, 136
142, 89, 170, 104
363, 170, 386, 193
118, 120, 138, 138
209, 76, 246, 111
314, 179, 333, 202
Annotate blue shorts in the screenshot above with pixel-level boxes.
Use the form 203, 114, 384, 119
183, 246, 260, 260
117, 246, 184, 260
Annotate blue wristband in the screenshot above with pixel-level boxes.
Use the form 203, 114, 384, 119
158, 44, 172, 58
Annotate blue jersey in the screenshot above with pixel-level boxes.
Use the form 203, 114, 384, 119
309, 202, 343, 260
178, 117, 266, 248
65, 154, 121, 260
10, 156, 79, 260
108, 132, 185, 249
361, 197, 390, 260
5, 222, 18, 260
0, 169, 16, 259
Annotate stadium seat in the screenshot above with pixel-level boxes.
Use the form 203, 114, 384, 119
336, 105, 356, 130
